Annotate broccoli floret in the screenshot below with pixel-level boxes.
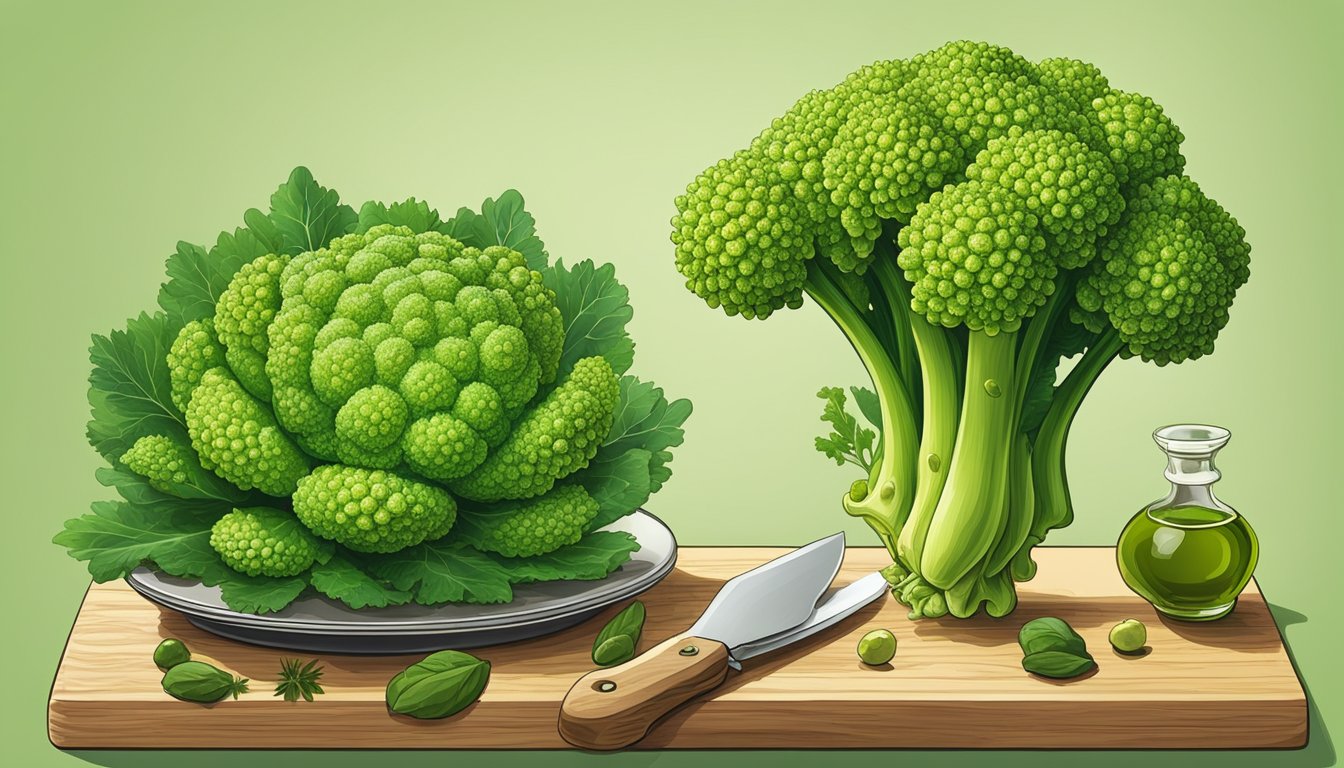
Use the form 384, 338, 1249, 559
209, 507, 322, 577
458, 483, 599, 558
265, 226, 563, 480
120, 435, 196, 493
167, 319, 226, 413
214, 253, 288, 402
670, 40, 1250, 619
292, 464, 456, 553
450, 356, 619, 503
185, 368, 310, 496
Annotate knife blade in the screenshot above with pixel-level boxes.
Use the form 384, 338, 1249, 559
557, 533, 889, 750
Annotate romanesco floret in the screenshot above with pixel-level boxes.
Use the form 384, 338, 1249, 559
120, 435, 195, 493
214, 253, 288, 402
185, 368, 310, 496
451, 355, 619, 502
292, 464, 457, 553
167, 319, 226, 413
460, 483, 599, 558
265, 225, 563, 481
209, 507, 322, 577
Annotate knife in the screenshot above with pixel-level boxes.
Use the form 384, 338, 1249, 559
557, 533, 889, 750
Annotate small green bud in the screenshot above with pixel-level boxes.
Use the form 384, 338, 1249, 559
848, 478, 869, 502
926, 453, 941, 472
880, 480, 895, 500
1109, 619, 1148, 653
857, 629, 897, 666
983, 379, 1002, 397
153, 638, 191, 670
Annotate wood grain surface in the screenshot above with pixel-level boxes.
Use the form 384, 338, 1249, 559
48, 547, 1307, 750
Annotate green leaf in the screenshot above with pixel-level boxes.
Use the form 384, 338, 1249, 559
486, 531, 640, 584
850, 386, 882, 432
266, 166, 357, 255
601, 376, 692, 458
1022, 649, 1096, 679
814, 386, 877, 473
216, 572, 310, 615
358, 198, 444, 234
581, 376, 691, 512
442, 190, 548, 270
1017, 616, 1090, 656
52, 498, 223, 583
157, 240, 245, 325
365, 540, 514, 605
309, 554, 412, 610
591, 600, 645, 667
1020, 320, 1098, 438
543, 259, 635, 376
86, 312, 188, 462
579, 449, 652, 531
101, 440, 251, 505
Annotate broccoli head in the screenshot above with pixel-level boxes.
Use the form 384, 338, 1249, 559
670, 40, 1249, 619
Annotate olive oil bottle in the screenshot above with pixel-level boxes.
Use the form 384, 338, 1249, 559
1116, 425, 1258, 621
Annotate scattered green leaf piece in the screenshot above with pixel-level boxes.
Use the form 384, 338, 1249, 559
274, 658, 326, 702
591, 601, 645, 667
1022, 650, 1097, 679
386, 650, 491, 719
162, 660, 249, 703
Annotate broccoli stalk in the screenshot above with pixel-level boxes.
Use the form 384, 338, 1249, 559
671, 41, 1250, 618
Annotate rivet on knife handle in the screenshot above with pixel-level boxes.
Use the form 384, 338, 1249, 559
558, 633, 730, 750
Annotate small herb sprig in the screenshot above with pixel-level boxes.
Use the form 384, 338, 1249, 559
274, 658, 325, 702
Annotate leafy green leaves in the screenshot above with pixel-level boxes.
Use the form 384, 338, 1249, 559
309, 554, 412, 610
815, 386, 878, 473
358, 198, 445, 234
443, 190, 548, 270
365, 540, 514, 605
543, 259, 635, 376
487, 531, 640, 584
577, 376, 692, 529
265, 166, 358, 255
52, 497, 225, 582
216, 572, 310, 615
86, 312, 188, 462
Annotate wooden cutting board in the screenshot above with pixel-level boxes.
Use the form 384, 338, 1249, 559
48, 547, 1306, 750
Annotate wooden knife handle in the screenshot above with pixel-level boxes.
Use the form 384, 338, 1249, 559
558, 633, 730, 750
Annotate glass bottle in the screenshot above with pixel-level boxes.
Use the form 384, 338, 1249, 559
1116, 424, 1258, 621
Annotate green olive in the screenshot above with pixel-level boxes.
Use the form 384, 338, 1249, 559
153, 638, 191, 670
1109, 619, 1148, 653
857, 629, 897, 666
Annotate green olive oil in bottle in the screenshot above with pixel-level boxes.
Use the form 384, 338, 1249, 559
1117, 424, 1258, 621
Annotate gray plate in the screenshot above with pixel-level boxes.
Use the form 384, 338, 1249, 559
125, 511, 676, 654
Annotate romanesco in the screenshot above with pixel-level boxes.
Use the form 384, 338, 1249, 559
450, 356, 619, 502
459, 483, 599, 558
185, 368, 310, 496
292, 464, 456, 553
209, 507, 323, 577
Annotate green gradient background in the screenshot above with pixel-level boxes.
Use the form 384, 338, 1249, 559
2, 0, 1340, 765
